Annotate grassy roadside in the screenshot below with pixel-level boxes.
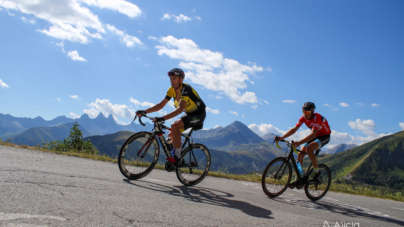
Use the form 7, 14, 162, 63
1, 141, 403, 202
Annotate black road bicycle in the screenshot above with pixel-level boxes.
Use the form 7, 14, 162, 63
261, 139, 331, 201
118, 114, 211, 186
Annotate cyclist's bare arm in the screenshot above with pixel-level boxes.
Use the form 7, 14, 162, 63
141, 98, 169, 117
278, 125, 300, 140
162, 100, 186, 120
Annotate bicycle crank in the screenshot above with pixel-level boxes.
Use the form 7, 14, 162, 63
165, 161, 176, 172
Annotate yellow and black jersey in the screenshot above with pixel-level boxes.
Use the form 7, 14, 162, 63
165, 83, 206, 114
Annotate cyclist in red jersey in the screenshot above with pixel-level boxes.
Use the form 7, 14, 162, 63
275, 102, 331, 187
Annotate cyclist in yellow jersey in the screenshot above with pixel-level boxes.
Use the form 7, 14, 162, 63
135, 68, 206, 163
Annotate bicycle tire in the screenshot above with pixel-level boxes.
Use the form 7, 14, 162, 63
176, 143, 211, 186
304, 164, 331, 201
118, 132, 160, 180
261, 157, 292, 197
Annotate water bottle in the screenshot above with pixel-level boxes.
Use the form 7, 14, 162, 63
166, 137, 173, 152
296, 161, 304, 175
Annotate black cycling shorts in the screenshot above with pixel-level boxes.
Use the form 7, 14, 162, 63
302, 134, 331, 148
180, 111, 206, 131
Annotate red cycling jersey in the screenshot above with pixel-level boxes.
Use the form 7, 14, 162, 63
296, 113, 331, 137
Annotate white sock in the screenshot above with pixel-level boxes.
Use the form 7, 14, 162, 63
175, 147, 182, 157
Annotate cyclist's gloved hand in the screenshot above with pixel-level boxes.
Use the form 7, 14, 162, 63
136, 110, 146, 117
155, 117, 165, 124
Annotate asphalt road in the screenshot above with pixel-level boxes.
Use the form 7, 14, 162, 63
1, 145, 404, 227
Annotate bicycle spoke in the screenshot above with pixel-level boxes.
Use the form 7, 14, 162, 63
304, 164, 331, 201
176, 144, 211, 186
262, 157, 292, 197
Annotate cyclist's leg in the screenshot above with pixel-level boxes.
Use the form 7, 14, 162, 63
304, 134, 331, 168
304, 142, 320, 168
170, 118, 184, 150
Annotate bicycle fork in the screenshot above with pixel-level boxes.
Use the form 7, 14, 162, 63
137, 137, 155, 158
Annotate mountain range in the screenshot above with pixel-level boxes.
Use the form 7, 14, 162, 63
2, 112, 403, 190
0, 112, 152, 141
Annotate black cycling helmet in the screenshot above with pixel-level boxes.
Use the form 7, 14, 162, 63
167, 68, 185, 79
302, 102, 315, 111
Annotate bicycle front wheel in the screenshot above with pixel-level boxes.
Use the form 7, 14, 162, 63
176, 143, 211, 186
118, 132, 160, 180
261, 157, 292, 197
304, 164, 331, 201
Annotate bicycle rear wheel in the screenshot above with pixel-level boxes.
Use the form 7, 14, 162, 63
304, 164, 331, 201
176, 143, 211, 186
261, 157, 292, 197
118, 132, 160, 180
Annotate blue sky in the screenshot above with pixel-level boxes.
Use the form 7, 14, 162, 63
1, 0, 403, 148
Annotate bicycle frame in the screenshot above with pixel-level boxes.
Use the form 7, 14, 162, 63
275, 140, 319, 188
135, 114, 199, 163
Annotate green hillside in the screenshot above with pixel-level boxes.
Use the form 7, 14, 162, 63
84, 131, 135, 159
317, 130, 404, 190
10, 123, 91, 146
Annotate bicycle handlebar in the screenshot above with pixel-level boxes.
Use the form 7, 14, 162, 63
133, 114, 164, 127
274, 138, 298, 154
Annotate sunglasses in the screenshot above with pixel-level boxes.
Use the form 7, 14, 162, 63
168, 72, 179, 76
303, 110, 312, 114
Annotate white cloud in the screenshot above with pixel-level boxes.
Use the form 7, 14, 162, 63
83, 108, 99, 118
79, 0, 141, 18
251, 81, 254, 85
161, 13, 191, 23
130, 97, 154, 108
283, 100, 296, 103
0, 79, 10, 88
348, 119, 389, 140
206, 107, 220, 114
242, 114, 245, 118
357, 103, 363, 106
112, 115, 131, 125
249, 123, 285, 137
266, 66, 273, 72
67, 50, 87, 61
70, 95, 79, 99
332, 108, 338, 111
400, 122, 404, 130
339, 102, 349, 107
251, 105, 258, 109
250, 121, 389, 147
264, 100, 269, 105
54, 41, 65, 53
148, 36, 158, 41
57, 98, 61, 102
106, 24, 143, 47
195, 16, 201, 20
84, 98, 135, 119
153, 36, 263, 104
229, 111, 238, 116
21, 16, 35, 24
129, 97, 169, 114
371, 103, 380, 107
0, 0, 141, 44
324, 103, 330, 106
70, 112, 80, 119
